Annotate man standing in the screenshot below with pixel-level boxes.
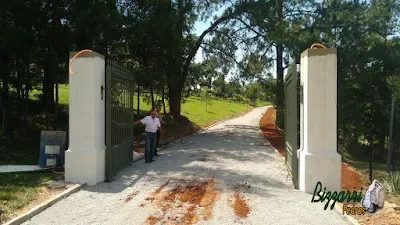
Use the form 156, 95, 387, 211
134, 110, 161, 163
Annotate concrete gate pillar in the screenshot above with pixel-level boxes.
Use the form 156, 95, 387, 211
65, 51, 106, 185
298, 48, 341, 194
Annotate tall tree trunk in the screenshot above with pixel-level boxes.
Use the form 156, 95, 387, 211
55, 79, 59, 121
42, 79, 46, 107
43, 63, 55, 114
24, 64, 30, 126
1, 81, 10, 136
1, 76, 10, 137
167, 0, 230, 119
168, 83, 183, 119
168, 0, 184, 119
221, 75, 226, 99
162, 85, 166, 114
275, 0, 284, 129
25, 83, 30, 126
0, 52, 11, 137
43, 63, 54, 130
137, 85, 140, 116
276, 43, 284, 129
45, 98, 49, 130
17, 72, 22, 119
150, 87, 155, 110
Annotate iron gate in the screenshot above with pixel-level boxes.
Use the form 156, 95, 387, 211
105, 60, 135, 181
284, 63, 300, 189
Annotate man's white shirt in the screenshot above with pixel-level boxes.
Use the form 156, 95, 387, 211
140, 116, 161, 133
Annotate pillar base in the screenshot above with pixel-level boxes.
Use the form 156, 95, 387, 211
299, 151, 341, 194
65, 147, 106, 185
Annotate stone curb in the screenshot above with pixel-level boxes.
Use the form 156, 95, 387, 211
4, 184, 83, 225
333, 204, 361, 225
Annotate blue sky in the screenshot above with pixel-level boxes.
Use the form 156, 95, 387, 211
192, 0, 398, 80
193, 7, 227, 64
192, 6, 278, 80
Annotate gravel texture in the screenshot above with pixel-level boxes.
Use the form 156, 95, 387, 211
22, 106, 347, 225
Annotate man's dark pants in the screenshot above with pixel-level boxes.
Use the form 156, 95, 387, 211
155, 130, 160, 155
145, 132, 157, 162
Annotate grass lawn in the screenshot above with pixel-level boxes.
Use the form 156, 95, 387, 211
28, 84, 69, 105
181, 96, 250, 126
63, 83, 268, 126
0, 172, 62, 222
1, 84, 270, 222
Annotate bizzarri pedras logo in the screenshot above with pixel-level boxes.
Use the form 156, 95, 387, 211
311, 181, 367, 215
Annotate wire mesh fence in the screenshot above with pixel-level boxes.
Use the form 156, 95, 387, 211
337, 87, 400, 184
388, 97, 400, 173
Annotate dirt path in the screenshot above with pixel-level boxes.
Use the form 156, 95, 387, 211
22, 107, 347, 225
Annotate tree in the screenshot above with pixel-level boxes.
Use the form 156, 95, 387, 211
165, 0, 239, 119
0, 0, 125, 138
310, 0, 400, 159
200, 89, 213, 112
245, 83, 261, 107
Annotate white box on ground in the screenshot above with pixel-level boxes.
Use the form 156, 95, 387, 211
298, 48, 341, 194
65, 51, 106, 186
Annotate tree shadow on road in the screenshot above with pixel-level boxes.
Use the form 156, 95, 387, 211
84, 124, 293, 199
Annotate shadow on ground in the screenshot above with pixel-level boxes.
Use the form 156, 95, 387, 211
84, 123, 292, 199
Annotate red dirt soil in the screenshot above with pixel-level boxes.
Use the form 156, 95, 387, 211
352, 202, 400, 225
259, 107, 367, 191
147, 216, 162, 225
259, 108, 285, 157
145, 178, 219, 225
153, 179, 171, 195
232, 192, 250, 218
341, 162, 367, 191
124, 190, 139, 203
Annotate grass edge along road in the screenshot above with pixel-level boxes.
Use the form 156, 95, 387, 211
0, 172, 63, 224
0, 87, 268, 223
259, 107, 400, 225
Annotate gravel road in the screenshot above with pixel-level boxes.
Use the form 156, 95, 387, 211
22, 106, 347, 225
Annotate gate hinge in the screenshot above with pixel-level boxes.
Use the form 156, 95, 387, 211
101, 85, 107, 100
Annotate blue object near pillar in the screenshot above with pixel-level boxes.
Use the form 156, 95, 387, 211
39, 131, 67, 168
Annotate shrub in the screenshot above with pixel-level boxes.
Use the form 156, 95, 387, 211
383, 171, 400, 195
232, 94, 244, 102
